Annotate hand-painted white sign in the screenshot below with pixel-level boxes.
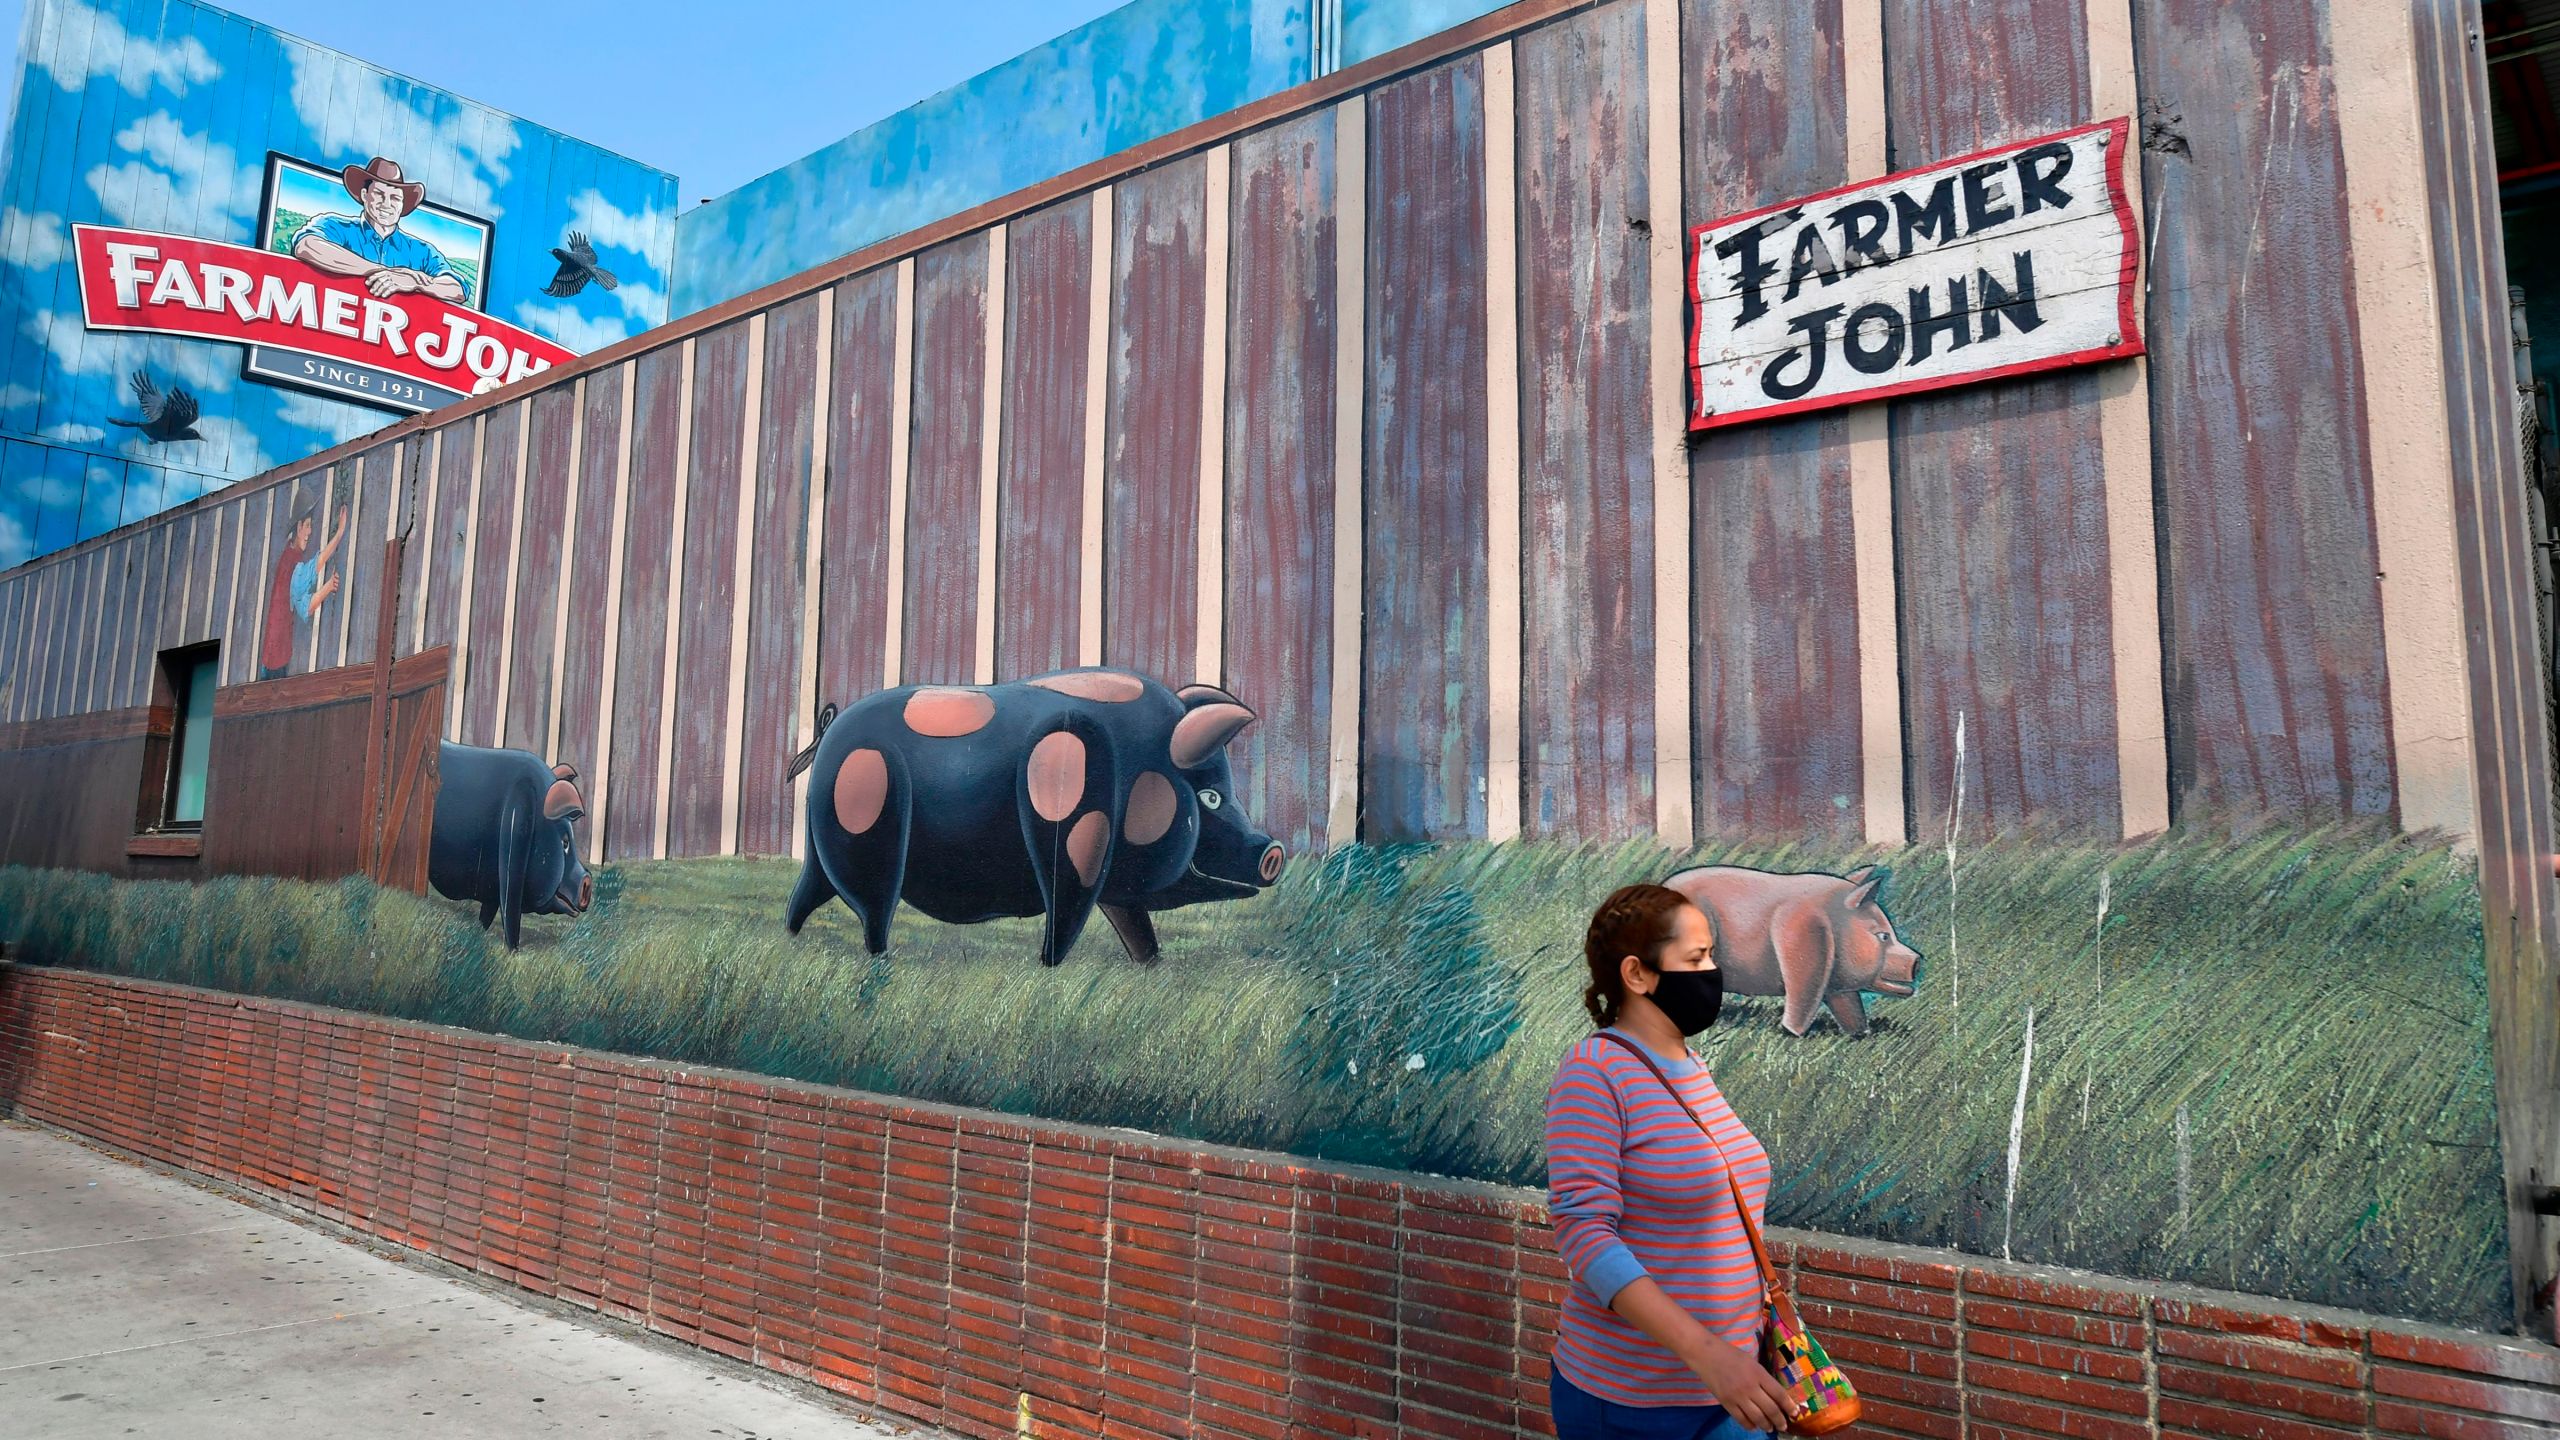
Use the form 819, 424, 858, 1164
1686, 116, 2142, 430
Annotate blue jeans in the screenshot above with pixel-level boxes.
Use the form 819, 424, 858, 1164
1549, 1363, 1769, 1440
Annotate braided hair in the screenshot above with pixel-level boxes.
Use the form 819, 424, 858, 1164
1581, 883, 1700, 1027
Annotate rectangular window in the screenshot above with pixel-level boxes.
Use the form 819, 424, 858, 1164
166, 652, 216, 827
138, 643, 219, 839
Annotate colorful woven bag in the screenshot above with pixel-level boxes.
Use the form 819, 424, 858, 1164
1597, 1032, 1864, 1435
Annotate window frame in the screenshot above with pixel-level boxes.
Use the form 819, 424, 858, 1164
138, 642, 220, 839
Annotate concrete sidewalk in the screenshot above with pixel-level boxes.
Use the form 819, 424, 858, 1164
0, 1120, 943, 1439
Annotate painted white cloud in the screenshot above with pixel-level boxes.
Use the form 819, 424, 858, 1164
566, 190, 672, 264
119, 412, 272, 481
2, 208, 71, 271
36, 0, 220, 98
512, 297, 634, 355
10, 466, 81, 512
43, 422, 106, 443
0, 383, 40, 412
21, 309, 235, 395
287, 47, 519, 218
269, 390, 390, 448
83, 113, 263, 238
0, 507, 30, 570
610, 277, 668, 330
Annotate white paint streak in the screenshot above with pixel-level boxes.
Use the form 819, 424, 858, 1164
2095, 866, 2111, 1000
1198, 147, 1231, 689
2085, 0, 2171, 840
653, 338, 698, 861
1946, 708, 1966, 1026
1080, 188, 1113, 668
978, 225, 1008, 685
2332, 0, 2479, 843
1645, 0, 1692, 850
796, 288, 835, 865
885, 258, 916, 689
1328, 97, 1367, 848
490, 408, 533, 745
721, 314, 768, 855
591, 368, 638, 858
1843, 0, 1904, 847
411, 431, 441, 658
2003, 1005, 2035, 1261
1483, 41, 1522, 844
446, 418, 485, 741
547, 382, 587, 766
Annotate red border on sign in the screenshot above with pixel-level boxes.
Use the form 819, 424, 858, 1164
1685, 115, 2143, 432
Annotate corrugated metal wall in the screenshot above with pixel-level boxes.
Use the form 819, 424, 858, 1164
0, 0, 2524, 868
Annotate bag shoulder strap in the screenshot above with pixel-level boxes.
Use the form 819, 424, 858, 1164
1592, 1029, 1781, 1296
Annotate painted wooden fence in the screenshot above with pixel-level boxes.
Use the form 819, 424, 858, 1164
0, 0, 2525, 873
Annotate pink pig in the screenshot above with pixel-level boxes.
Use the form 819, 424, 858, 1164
1660, 864, 1923, 1037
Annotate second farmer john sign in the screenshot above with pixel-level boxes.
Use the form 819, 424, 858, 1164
1688, 117, 2142, 430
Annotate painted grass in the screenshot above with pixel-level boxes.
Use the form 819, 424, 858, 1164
0, 821, 2505, 1329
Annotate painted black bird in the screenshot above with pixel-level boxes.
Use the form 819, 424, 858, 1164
543, 231, 620, 298
107, 370, 202, 443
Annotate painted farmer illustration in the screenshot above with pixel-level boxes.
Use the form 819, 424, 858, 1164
290, 156, 467, 303
257, 502, 348, 680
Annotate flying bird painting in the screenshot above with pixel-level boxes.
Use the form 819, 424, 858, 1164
543, 231, 620, 298
108, 370, 203, 444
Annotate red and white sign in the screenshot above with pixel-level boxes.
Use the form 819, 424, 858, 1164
72, 223, 573, 414
1687, 117, 2142, 431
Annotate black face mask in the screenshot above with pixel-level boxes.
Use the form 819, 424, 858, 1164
1645, 968, 1724, 1036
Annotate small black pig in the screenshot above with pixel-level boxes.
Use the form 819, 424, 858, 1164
429, 743, 593, 949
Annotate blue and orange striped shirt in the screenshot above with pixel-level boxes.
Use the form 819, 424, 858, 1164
1545, 1028, 1772, 1408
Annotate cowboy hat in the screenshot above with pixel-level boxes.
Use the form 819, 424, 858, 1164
341, 156, 426, 214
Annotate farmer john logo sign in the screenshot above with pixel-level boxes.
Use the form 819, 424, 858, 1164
1687, 117, 2142, 430
72, 154, 571, 415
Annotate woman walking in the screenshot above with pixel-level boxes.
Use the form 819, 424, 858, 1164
1545, 884, 1800, 1438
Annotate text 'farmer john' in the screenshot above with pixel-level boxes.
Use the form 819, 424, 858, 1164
1686, 117, 2143, 429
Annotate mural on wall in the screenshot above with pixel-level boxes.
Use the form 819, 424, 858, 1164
253, 489, 348, 679
0, 0, 2525, 1346
428, 743, 592, 950
0, 0, 680, 567
789, 670, 1286, 964
1663, 865, 1923, 1038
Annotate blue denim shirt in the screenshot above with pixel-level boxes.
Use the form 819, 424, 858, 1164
291, 213, 451, 279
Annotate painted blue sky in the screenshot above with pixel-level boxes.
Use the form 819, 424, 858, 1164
0, 0, 1130, 206
0, 0, 682, 567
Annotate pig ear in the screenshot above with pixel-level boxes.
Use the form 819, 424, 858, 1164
1169, 702, 1256, 768
552, 762, 579, 782
543, 778, 585, 823
1177, 683, 1242, 709
1842, 864, 1874, 884
1846, 866, 1889, 909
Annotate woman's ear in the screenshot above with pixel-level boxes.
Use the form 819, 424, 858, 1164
1618, 952, 1650, 997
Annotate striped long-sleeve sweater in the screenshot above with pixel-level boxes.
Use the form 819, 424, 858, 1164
1544, 1027, 1772, 1408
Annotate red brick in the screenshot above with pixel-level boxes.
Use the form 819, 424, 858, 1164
2374, 1399, 2560, 1440
1859, 1395, 1964, 1440
2376, 1365, 2560, 1423
1965, 1298, 2148, 1350
1800, 1270, 1960, 1319
2156, 1298, 2366, 1352
2375, 1331, 2560, 1389
2159, 1325, 2365, 1389
1968, 1327, 2148, 1383
2159, 1359, 2362, 1424
2159, 1395, 2365, 1440
1968, 1389, 2151, 1440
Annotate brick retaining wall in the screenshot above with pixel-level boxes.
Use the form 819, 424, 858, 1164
3, 963, 2554, 1440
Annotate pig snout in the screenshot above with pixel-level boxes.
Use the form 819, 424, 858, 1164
1874, 943, 1920, 996
556, 874, 593, 916
1258, 842, 1284, 885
